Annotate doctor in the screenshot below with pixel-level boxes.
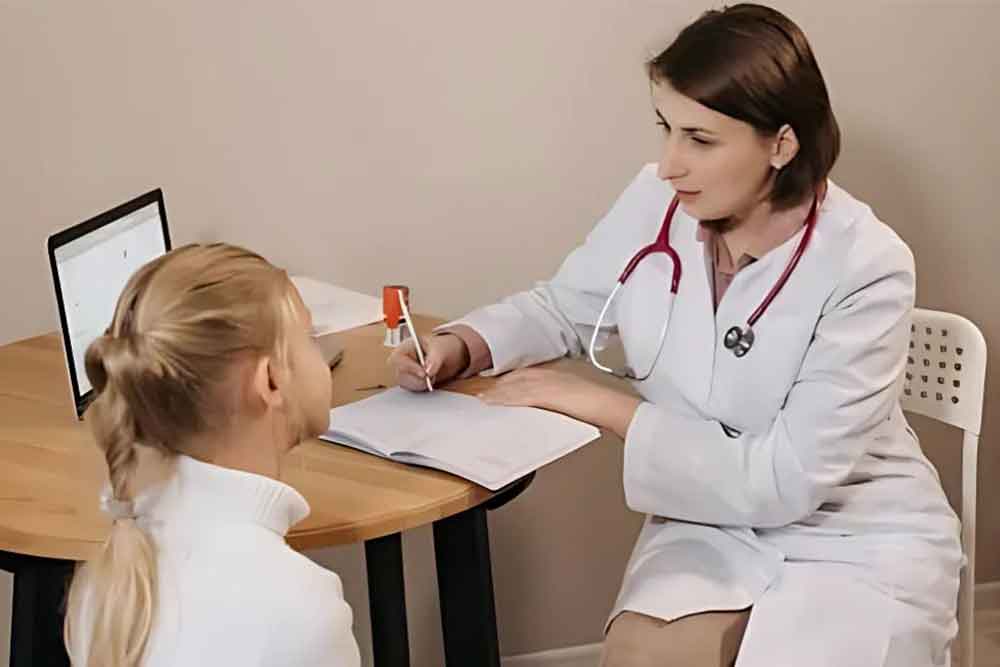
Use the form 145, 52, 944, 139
390, 4, 961, 666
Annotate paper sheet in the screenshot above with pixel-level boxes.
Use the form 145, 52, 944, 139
290, 275, 384, 335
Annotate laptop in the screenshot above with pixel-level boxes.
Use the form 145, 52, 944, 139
47, 189, 171, 419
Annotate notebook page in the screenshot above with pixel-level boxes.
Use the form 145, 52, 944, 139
322, 388, 600, 487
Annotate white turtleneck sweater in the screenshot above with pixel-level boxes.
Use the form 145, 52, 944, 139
70, 455, 361, 667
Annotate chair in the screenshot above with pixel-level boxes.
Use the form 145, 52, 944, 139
901, 307, 988, 667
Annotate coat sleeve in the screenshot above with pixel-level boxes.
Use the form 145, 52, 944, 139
440, 164, 667, 376
623, 231, 916, 528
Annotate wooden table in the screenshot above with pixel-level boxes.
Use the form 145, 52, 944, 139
0, 317, 532, 667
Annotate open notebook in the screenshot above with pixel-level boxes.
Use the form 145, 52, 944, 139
319, 388, 601, 491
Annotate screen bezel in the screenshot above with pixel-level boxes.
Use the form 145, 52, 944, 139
47, 189, 171, 419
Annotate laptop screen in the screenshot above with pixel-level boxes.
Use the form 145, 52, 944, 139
49, 190, 170, 415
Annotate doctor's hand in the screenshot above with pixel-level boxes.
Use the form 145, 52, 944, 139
389, 333, 470, 392
479, 368, 642, 440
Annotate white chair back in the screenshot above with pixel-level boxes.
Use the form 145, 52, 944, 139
902, 307, 988, 667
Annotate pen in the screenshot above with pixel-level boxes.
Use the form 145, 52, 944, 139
397, 290, 434, 392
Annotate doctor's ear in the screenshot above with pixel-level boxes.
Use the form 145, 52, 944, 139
770, 124, 800, 170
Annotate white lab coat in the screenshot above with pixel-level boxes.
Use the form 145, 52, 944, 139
452, 164, 962, 666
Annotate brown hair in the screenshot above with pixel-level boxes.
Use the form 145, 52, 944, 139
64, 243, 302, 667
647, 3, 840, 211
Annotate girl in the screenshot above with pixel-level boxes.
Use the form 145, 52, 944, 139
65, 243, 361, 666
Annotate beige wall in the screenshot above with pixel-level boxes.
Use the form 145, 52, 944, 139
1, 1, 997, 662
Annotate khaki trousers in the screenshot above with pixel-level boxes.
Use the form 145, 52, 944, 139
600, 609, 751, 667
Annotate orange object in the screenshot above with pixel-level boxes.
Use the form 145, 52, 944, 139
383, 285, 409, 328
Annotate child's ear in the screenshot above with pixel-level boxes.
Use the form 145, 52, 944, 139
252, 355, 285, 410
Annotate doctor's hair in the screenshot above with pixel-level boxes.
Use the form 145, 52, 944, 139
647, 3, 840, 211
64, 243, 305, 667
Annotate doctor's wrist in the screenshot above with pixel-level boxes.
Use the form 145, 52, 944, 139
435, 324, 493, 379
432, 332, 471, 382
592, 389, 643, 440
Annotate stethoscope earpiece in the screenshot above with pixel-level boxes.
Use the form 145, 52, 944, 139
724, 325, 754, 358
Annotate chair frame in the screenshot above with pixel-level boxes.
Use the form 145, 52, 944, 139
901, 307, 988, 667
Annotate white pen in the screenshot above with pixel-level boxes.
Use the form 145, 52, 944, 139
397, 290, 434, 392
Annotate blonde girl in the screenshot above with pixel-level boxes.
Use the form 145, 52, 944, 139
64, 243, 361, 667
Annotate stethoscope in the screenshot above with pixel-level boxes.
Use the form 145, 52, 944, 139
588, 192, 819, 381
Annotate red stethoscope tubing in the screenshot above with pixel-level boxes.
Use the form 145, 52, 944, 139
619, 193, 819, 327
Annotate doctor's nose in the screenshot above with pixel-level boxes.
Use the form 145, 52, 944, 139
656, 141, 687, 182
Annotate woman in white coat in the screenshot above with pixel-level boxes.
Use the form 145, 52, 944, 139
390, 4, 961, 666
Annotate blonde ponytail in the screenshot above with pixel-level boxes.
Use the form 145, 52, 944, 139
64, 244, 299, 666
65, 335, 161, 667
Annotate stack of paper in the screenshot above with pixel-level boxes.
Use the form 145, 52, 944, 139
290, 276, 384, 335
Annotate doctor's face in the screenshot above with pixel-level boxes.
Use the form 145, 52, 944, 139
651, 80, 777, 221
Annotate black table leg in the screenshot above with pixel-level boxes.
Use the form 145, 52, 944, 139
433, 505, 500, 667
364, 533, 410, 667
0, 551, 74, 667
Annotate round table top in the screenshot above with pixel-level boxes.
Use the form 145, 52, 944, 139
0, 316, 503, 561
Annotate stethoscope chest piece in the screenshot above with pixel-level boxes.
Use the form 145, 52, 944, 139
724, 325, 754, 358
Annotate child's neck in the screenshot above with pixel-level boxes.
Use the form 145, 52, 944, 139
211, 441, 282, 480
186, 418, 285, 480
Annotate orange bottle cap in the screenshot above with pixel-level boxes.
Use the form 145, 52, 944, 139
383, 285, 409, 327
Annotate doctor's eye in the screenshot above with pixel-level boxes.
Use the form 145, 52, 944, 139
690, 136, 714, 147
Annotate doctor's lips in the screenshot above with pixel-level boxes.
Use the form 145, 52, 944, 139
676, 189, 701, 199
